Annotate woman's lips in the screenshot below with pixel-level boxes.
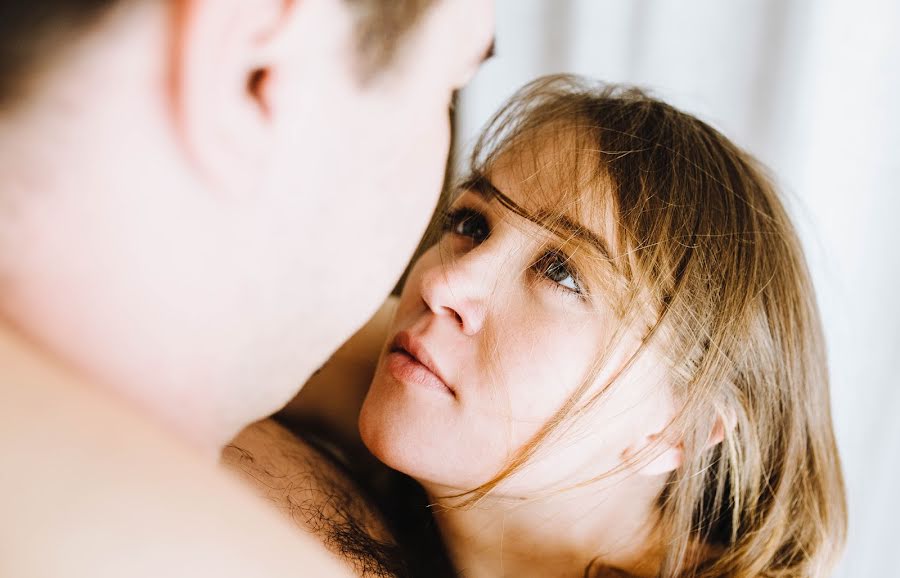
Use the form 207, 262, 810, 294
386, 332, 455, 398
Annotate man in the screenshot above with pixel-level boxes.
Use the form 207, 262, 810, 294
0, 0, 494, 576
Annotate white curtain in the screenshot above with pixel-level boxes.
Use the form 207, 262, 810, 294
456, 1, 900, 575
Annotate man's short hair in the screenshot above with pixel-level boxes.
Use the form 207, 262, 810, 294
346, 0, 437, 75
0, 0, 439, 108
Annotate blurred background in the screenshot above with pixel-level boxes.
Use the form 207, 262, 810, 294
452, 1, 899, 576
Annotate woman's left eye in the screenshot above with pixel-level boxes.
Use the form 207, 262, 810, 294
535, 251, 583, 295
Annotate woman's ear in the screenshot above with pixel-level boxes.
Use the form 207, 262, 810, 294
628, 406, 737, 477
627, 432, 683, 477
704, 405, 737, 449
170, 0, 301, 194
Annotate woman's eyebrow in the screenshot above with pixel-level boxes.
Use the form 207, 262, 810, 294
460, 172, 613, 260
540, 212, 612, 259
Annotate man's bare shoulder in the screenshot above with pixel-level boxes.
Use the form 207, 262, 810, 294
223, 419, 407, 578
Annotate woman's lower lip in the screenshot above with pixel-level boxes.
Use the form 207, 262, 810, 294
385, 351, 454, 397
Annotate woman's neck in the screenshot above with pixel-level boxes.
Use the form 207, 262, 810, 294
421, 475, 669, 578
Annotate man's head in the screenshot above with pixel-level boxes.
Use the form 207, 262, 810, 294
0, 0, 494, 449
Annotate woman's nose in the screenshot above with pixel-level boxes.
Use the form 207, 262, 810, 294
417, 252, 491, 336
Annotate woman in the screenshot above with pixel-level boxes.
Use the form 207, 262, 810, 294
238, 74, 847, 577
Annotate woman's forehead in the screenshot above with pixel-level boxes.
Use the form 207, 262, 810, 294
493, 126, 611, 206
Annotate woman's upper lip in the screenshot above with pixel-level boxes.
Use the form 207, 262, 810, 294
391, 330, 456, 396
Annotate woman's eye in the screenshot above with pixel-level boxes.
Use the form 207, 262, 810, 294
444, 208, 489, 243
536, 251, 583, 294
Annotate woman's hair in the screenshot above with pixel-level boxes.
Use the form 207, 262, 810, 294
425, 75, 847, 577
0, 0, 437, 108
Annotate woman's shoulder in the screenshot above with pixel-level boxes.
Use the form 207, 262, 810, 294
222, 418, 409, 577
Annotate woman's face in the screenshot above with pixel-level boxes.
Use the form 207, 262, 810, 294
360, 157, 677, 496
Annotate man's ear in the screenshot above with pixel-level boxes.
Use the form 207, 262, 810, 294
171, 0, 299, 194
626, 407, 737, 477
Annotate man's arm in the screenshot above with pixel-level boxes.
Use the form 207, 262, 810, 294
223, 419, 404, 578
0, 329, 352, 578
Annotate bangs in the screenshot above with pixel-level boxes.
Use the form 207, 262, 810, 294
459, 83, 664, 325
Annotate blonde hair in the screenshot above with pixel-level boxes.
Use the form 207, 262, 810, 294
426, 75, 846, 577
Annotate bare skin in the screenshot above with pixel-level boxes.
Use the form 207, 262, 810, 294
228, 299, 648, 577
223, 419, 399, 578
0, 0, 495, 575
0, 326, 352, 578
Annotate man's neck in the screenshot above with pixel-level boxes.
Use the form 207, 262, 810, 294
0, 321, 80, 403
0, 321, 221, 460
0, 322, 356, 578
422, 476, 668, 578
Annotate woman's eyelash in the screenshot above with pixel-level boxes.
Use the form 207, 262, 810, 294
534, 250, 585, 297
442, 207, 490, 242
441, 206, 588, 300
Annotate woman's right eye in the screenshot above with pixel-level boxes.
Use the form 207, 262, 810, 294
443, 208, 490, 243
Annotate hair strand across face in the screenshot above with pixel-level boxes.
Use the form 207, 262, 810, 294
419, 74, 847, 578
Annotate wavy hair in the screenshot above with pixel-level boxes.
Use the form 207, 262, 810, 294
425, 75, 846, 577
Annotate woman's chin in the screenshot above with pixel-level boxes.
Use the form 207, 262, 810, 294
359, 374, 514, 492
359, 400, 432, 480
359, 401, 485, 491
